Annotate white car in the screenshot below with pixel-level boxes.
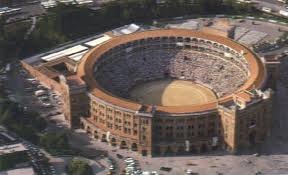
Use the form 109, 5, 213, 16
26, 78, 36, 81
125, 160, 135, 163
262, 7, 272, 13
42, 102, 52, 107
35, 90, 47, 97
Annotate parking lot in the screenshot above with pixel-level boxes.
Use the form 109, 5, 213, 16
0, 63, 66, 175
2, 62, 65, 122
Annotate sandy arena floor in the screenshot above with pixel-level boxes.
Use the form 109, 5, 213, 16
129, 79, 217, 106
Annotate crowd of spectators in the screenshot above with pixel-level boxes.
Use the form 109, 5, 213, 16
95, 49, 248, 98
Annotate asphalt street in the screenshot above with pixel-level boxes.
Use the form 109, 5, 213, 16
251, 0, 286, 11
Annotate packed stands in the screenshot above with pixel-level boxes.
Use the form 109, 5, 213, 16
95, 48, 248, 98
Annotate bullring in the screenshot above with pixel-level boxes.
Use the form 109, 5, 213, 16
22, 28, 273, 156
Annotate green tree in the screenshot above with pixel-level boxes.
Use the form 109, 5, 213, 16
0, 152, 28, 171
40, 132, 70, 153
67, 159, 94, 175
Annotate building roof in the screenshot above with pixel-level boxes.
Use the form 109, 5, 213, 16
68, 50, 89, 62
41, 45, 88, 62
112, 24, 141, 36
0, 167, 35, 175
76, 29, 266, 114
0, 143, 27, 155
84, 34, 111, 47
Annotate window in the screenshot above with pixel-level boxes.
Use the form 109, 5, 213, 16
249, 119, 256, 128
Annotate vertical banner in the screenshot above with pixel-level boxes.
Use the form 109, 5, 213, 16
106, 131, 110, 142
185, 140, 190, 152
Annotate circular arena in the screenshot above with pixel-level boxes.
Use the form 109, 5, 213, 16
77, 29, 272, 156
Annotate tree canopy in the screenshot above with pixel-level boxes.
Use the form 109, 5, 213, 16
0, 100, 47, 144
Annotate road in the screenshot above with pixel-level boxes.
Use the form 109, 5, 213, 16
24, 16, 37, 40
252, 0, 286, 12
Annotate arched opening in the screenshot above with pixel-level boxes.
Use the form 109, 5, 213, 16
101, 134, 107, 142
111, 138, 117, 146
161, 36, 168, 41
225, 47, 230, 52
191, 38, 198, 42
120, 140, 128, 149
200, 144, 208, 153
249, 132, 256, 145
142, 150, 148, 156
185, 37, 191, 42
131, 143, 138, 151
80, 122, 85, 129
86, 126, 91, 134
190, 145, 198, 154
94, 131, 98, 139
177, 37, 183, 42
169, 36, 176, 42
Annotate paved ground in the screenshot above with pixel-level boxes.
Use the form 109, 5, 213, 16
232, 19, 286, 41
130, 79, 217, 106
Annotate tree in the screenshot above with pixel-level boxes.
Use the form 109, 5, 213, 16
67, 159, 94, 175
0, 151, 29, 171
40, 132, 70, 153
